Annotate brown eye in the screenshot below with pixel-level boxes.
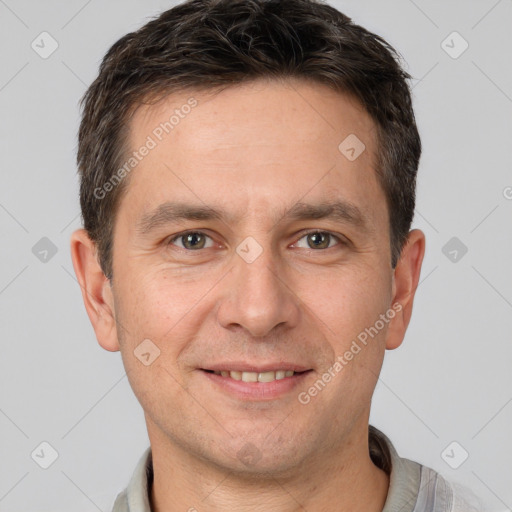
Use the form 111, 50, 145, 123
169, 231, 213, 250
295, 231, 343, 250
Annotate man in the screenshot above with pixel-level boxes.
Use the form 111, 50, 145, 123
70, 0, 484, 510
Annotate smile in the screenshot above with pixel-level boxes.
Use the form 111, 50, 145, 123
207, 369, 298, 382
201, 369, 313, 400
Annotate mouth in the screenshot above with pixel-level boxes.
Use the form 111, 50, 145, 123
202, 368, 309, 383
199, 368, 314, 401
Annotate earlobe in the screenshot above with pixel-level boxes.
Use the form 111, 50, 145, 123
70, 229, 120, 352
385, 229, 426, 350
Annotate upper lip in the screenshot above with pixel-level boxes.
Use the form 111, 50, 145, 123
201, 362, 312, 373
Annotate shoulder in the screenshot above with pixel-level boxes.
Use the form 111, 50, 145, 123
447, 479, 488, 512
370, 426, 487, 512
111, 489, 128, 512
109, 446, 153, 512
398, 458, 486, 512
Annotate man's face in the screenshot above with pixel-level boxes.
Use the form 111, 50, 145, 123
107, 79, 398, 473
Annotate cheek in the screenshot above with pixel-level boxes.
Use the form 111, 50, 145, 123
306, 269, 390, 420
114, 269, 220, 379
304, 261, 392, 342
112, 273, 187, 384
113, 275, 196, 413
116, 271, 195, 339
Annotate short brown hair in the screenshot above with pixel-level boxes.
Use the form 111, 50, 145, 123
77, 0, 421, 279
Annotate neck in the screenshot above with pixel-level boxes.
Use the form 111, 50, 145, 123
148, 422, 389, 512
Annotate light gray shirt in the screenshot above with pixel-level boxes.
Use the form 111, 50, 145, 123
112, 425, 484, 511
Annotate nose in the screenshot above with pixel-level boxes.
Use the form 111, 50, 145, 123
216, 243, 301, 338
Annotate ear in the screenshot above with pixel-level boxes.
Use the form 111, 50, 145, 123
385, 229, 426, 350
70, 229, 120, 352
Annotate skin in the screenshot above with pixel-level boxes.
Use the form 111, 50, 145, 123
71, 78, 425, 512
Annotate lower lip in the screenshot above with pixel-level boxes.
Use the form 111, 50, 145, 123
200, 370, 313, 401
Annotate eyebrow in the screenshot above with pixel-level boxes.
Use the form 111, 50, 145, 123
135, 199, 373, 236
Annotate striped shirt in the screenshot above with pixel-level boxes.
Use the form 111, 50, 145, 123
112, 425, 484, 511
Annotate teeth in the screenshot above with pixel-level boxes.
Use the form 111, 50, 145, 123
212, 369, 297, 382
258, 371, 276, 383
242, 372, 258, 383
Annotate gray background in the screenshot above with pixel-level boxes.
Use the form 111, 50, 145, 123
1, 0, 511, 510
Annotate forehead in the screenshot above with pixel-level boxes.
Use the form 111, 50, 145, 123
119, 78, 385, 230
132, 78, 376, 153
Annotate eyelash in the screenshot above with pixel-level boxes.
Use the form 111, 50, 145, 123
167, 229, 346, 251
